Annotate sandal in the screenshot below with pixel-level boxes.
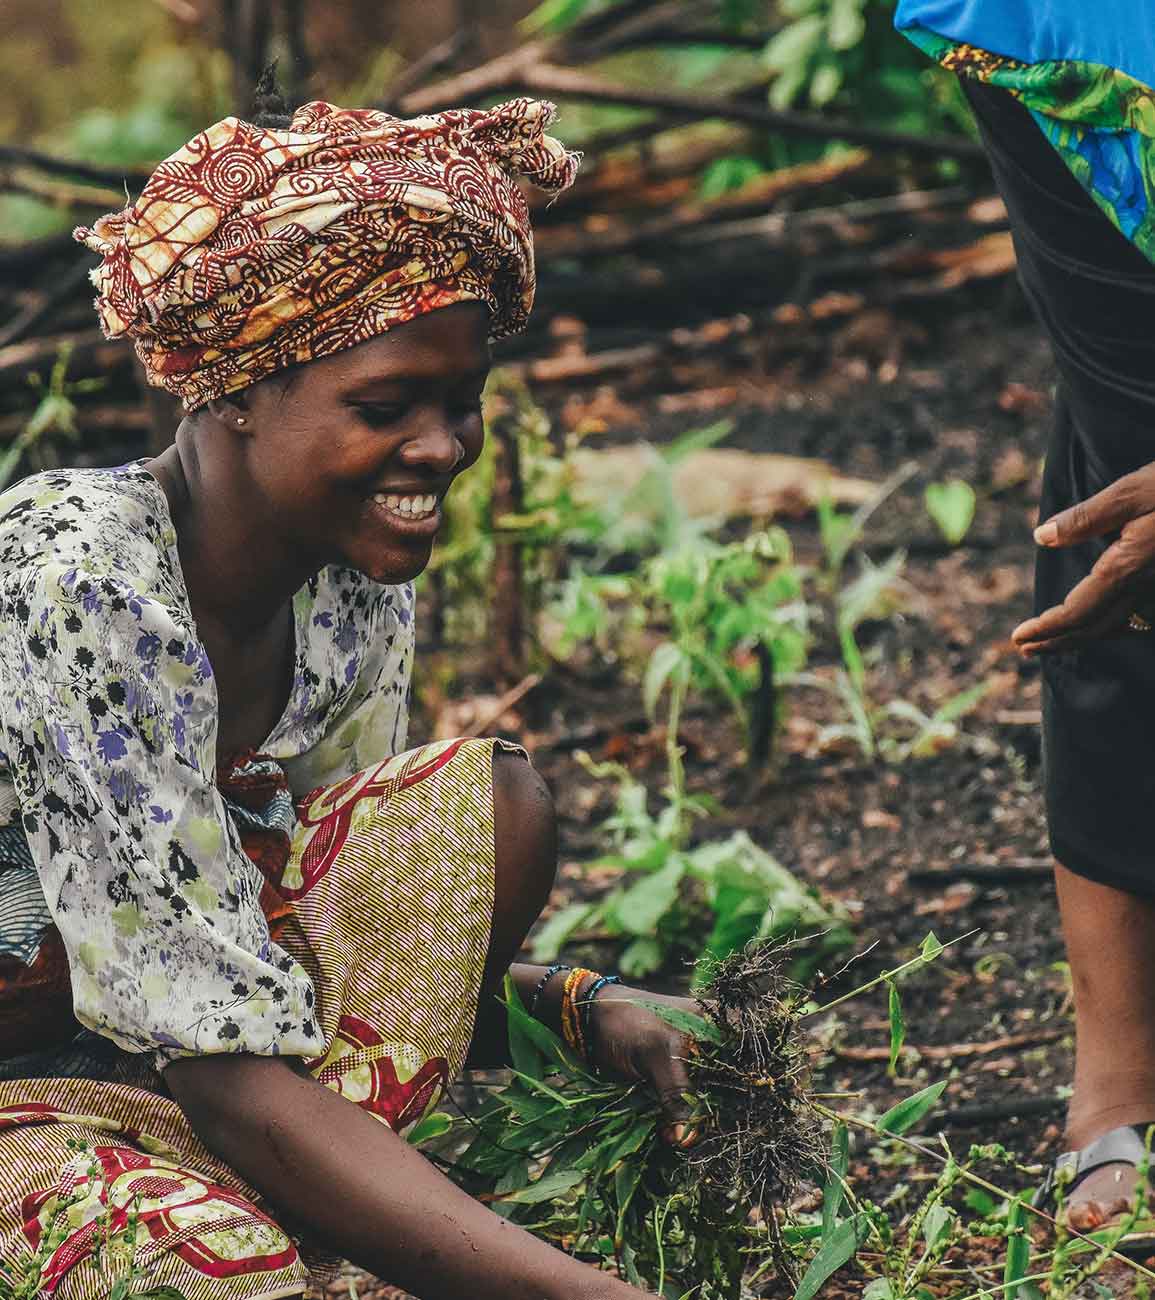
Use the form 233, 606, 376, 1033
1035, 1123, 1155, 1255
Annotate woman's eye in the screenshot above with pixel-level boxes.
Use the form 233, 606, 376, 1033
355, 403, 408, 425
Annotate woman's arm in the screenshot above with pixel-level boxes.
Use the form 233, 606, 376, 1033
166, 1053, 649, 1300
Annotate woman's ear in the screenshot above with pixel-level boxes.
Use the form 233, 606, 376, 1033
204, 394, 253, 432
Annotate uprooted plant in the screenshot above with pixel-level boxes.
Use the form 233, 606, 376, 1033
434, 935, 1155, 1299
445, 941, 823, 1299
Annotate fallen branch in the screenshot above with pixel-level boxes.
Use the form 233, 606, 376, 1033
926, 1093, 1066, 1132
830, 1027, 1067, 1063
378, 30, 471, 111
516, 64, 986, 161
0, 146, 148, 189
908, 861, 1053, 886
0, 170, 125, 211
0, 261, 93, 351
399, 45, 984, 160
463, 673, 544, 738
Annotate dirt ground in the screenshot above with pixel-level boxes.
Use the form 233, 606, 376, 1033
315, 284, 1135, 1297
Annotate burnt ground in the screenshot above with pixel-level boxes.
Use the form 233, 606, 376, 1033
315, 284, 1139, 1297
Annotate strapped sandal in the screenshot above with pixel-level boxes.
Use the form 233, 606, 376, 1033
1035, 1123, 1155, 1255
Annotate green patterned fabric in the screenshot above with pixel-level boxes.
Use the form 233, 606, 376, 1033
905, 23, 1155, 263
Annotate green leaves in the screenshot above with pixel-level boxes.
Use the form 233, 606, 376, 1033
886, 978, 905, 1075
1004, 1195, 1032, 1298
877, 1081, 947, 1136
407, 1111, 453, 1145
609, 857, 687, 936
530, 901, 595, 963
925, 479, 977, 546
498, 1168, 586, 1205
821, 1123, 850, 1236
644, 641, 691, 720
632, 998, 724, 1045
794, 1212, 871, 1300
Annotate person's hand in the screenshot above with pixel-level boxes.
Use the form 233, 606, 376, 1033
585, 984, 698, 1147
1013, 464, 1155, 655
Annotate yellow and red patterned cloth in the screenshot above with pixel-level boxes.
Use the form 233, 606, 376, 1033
73, 98, 578, 410
0, 737, 507, 1298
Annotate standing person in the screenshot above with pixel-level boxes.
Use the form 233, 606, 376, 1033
896, 2, 1155, 1237
0, 80, 693, 1299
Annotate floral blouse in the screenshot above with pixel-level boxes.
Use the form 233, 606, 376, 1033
0, 463, 414, 1072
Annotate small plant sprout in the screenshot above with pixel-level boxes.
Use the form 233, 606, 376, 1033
925, 478, 977, 546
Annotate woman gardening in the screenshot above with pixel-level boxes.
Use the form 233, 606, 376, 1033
0, 84, 696, 1300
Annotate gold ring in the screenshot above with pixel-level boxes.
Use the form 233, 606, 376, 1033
1129, 612, 1153, 633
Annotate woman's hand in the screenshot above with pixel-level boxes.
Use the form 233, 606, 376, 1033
587, 984, 698, 1147
1014, 463, 1155, 654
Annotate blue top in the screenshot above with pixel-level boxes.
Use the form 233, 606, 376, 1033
894, 1, 1155, 90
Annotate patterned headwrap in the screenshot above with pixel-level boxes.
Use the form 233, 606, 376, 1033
73, 98, 579, 411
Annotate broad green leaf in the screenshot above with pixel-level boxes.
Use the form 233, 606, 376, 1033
611, 856, 686, 936
602, 1117, 656, 1172
809, 58, 843, 106
763, 14, 825, 74
1004, 1195, 1031, 1298
520, 0, 591, 34
793, 1212, 870, 1300
660, 419, 734, 465
632, 998, 724, 1045
877, 1081, 947, 1135
109, 1283, 131, 1300
920, 932, 944, 961
407, 1111, 452, 1145
828, 0, 866, 50
619, 934, 665, 978
821, 1122, 849, 1236
922, 1202, 953, 1249
964, 1186, 999, 1216
925, 479, 976, 546
498, 1167, 585, 1205
503, 973, 545, 1080
887, 978, 905, 1076
863, 1282, 895, 1300
509, 1069, 575, 1107
494, 1158, 530, 1197
529, 901, 594, 962
644, 642, 689, 720
500, 984, 590, 1077
614, 1159, 644, 1240
508, 1008, 545, 1082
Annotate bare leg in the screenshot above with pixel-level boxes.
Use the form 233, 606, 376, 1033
1057, 863, 1155, 1221
467, 750, 558, 1066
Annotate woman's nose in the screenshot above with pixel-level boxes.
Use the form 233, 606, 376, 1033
399, 414, 463, 471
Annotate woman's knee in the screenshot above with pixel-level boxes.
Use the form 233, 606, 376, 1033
491, 749, 557, 911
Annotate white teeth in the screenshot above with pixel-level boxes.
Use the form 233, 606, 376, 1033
373, 492, 438, 518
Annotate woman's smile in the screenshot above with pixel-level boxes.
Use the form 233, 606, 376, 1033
369, 489, 443, 536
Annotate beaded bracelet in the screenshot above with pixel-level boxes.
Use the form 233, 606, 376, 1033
580, 974, 623, 1072
529, 963, 571, 1018
561, 967, 598, 1057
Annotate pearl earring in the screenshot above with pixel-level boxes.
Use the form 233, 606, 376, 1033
236, 417, 247, 426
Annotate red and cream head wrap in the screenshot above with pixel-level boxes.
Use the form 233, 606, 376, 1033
73, 98, 579, 411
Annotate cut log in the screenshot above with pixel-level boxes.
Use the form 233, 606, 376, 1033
569, 445, 879, 523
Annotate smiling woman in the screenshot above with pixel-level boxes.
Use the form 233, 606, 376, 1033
0, 75, 693, 1300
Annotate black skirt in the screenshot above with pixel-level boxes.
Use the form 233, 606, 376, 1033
964, 80, 1155, 894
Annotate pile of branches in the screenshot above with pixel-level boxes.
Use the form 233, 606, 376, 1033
0, 0, 1012, 465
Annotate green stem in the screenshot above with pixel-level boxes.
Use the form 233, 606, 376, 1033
665, 672, 688, 843
811, 1103, 1155, 1286
803, 930, 977, 1018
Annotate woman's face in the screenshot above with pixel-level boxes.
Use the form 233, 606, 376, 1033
233, 302, 490, 584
